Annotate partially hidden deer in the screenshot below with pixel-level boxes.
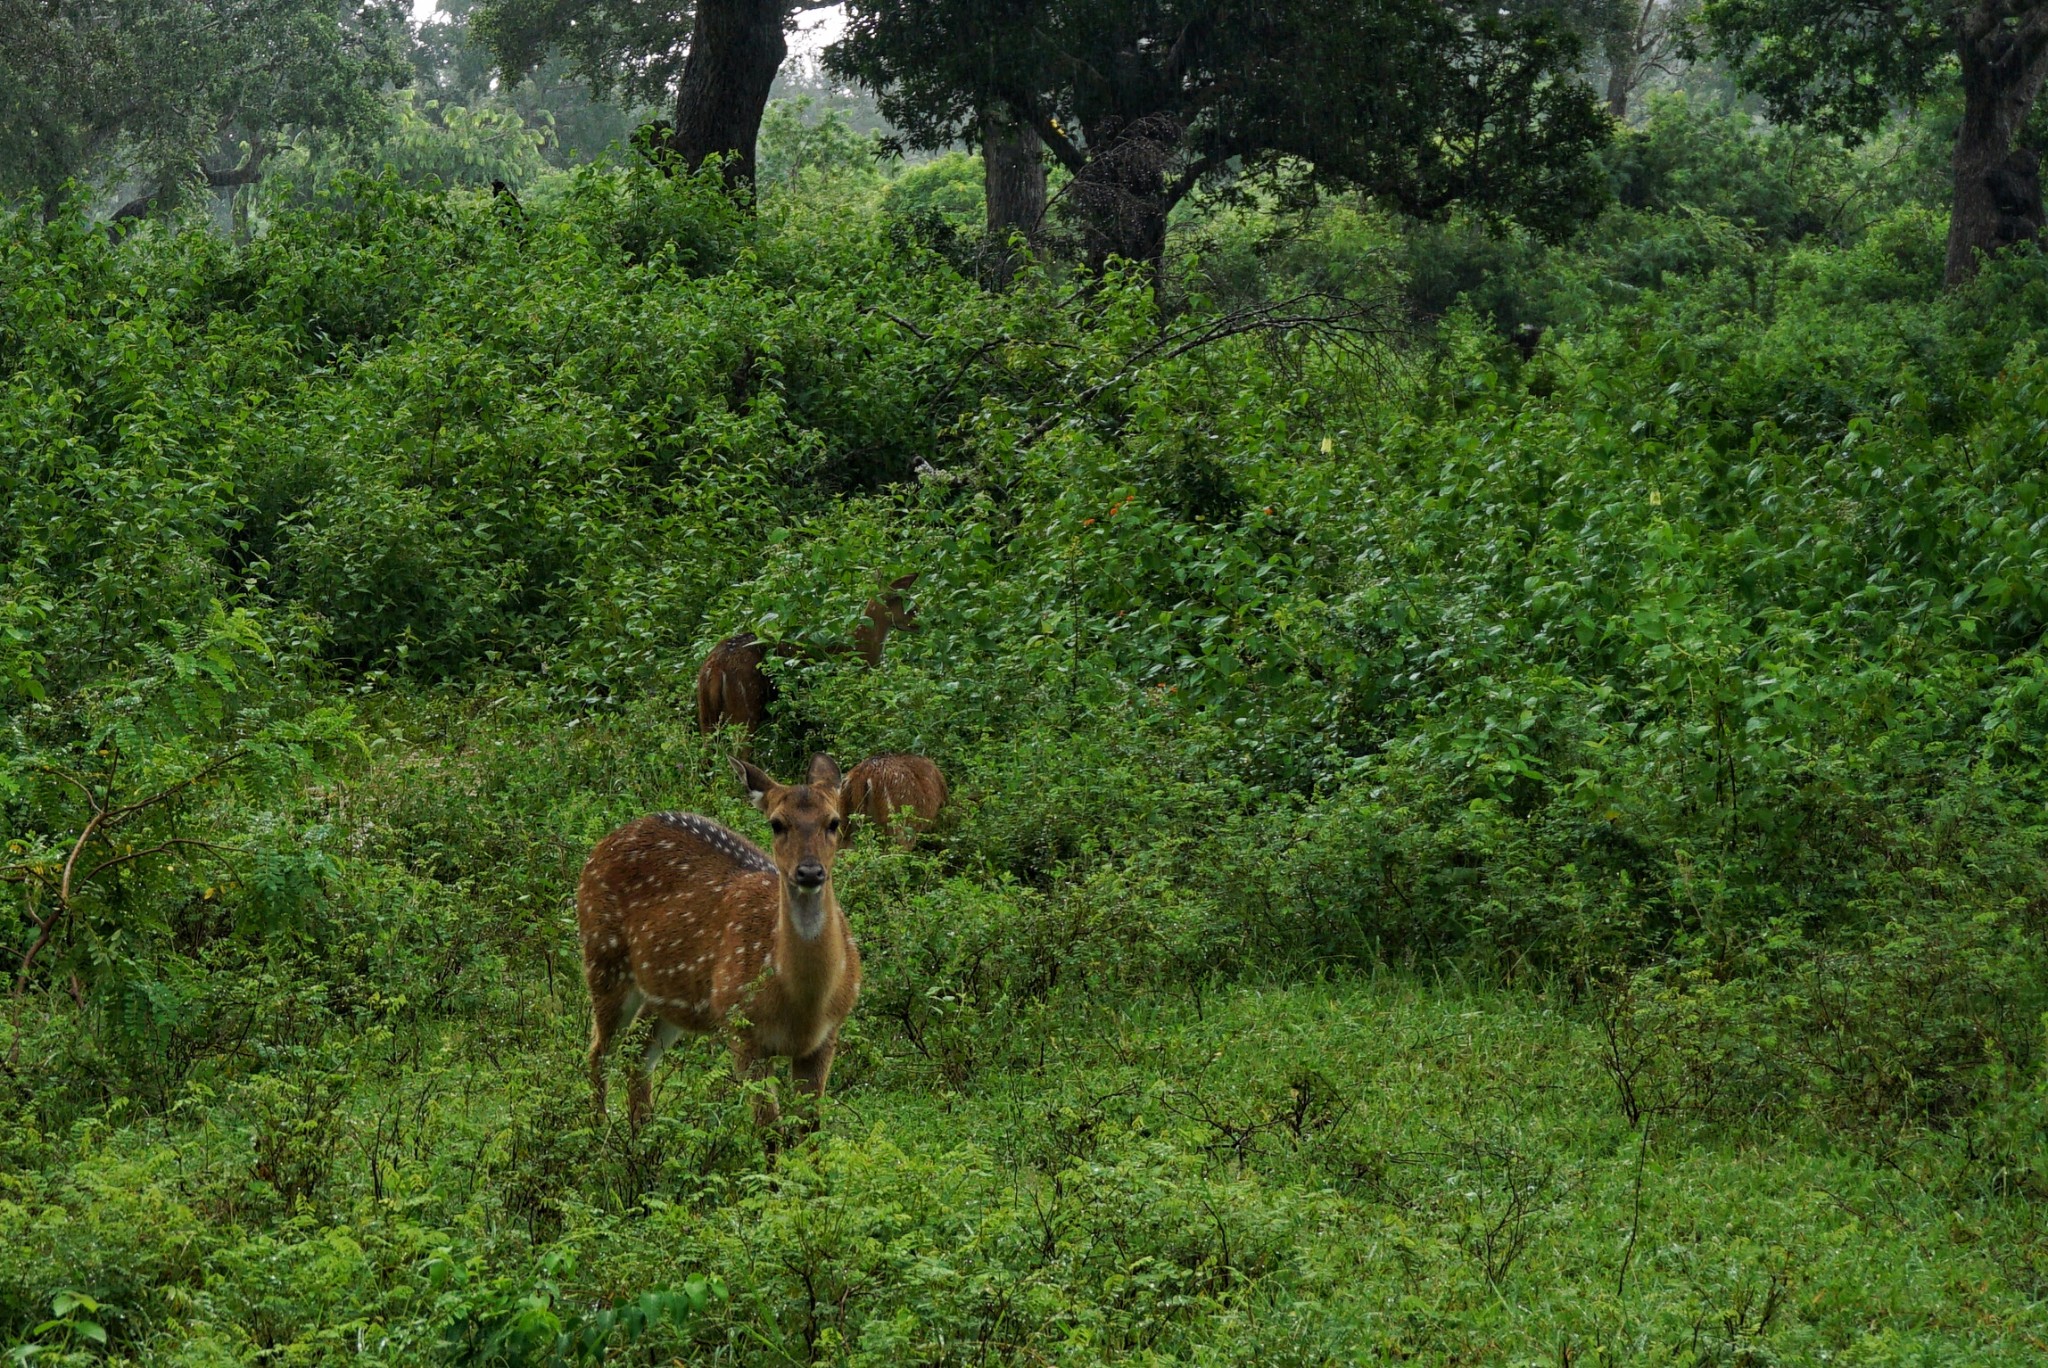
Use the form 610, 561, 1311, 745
842, 753, 948, 848
577, 754, 860, 1129
695, 573, 921, 736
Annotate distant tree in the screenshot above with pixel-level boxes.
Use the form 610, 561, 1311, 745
1692, 0, 2048, 284
473, 0, 832, 190
410, 0, 653, 164
410, 0, 503, 105
0, 0, 408, 218
1504, 0, 1693, 121
755, 95, 886, 188
1593, 0, 1691, 119
827, 0, 1611, 284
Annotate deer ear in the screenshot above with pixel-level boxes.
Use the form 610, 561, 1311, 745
888, 572, 919, 591
732, 758, 775, 810
806, 753, 842, 789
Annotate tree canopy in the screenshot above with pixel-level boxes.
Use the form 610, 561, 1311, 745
1693, 0, 2048, 282
828, 0, 1612, 275
0, 0, 408, 215
470, 0, 695, 113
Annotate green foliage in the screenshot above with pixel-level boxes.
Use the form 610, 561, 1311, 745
879, 151, 984, 228
757, 97, 890, 192
1688, 0, 1956, 142
428, 1252, 724, 1367
0, 0, 410, 213
5, 98, 2048, 1361
267, 90, 556, 200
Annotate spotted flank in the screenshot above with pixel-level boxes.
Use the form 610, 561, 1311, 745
654, 810, 775, 873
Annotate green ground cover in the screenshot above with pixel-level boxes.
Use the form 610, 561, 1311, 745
4, 99, 2047, 1361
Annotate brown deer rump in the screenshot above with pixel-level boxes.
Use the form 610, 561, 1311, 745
696, 634, 775, 734
843, 753, 948, 836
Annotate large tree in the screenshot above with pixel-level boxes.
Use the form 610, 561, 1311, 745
827, 0, 1611, 282
980, 103, 1045, 282
1692, 0, 2048, 285
473, 0, 829, 189
0, 0, 407, 217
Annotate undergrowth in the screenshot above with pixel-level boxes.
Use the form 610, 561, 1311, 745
4, 106, 2048, 1360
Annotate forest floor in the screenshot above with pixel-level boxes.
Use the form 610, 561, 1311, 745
10, 949, 2044, 1364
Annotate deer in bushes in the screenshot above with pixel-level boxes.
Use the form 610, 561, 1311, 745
576, 754, 860, 1130
695, 573, 921, 737
842, 753, 948, 848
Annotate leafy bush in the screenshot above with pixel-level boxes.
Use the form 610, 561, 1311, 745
6, 108, 2048, 1359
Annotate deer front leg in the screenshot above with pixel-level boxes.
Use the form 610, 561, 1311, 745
789, 1034, 838, 1137
792, 1034, 837, 1099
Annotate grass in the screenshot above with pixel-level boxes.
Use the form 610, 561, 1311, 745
8, 944, 2044, 1363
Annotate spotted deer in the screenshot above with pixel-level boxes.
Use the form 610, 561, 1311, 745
842, 753, 948, 848
576, 754, 860, 1129
695, 573, 922, 736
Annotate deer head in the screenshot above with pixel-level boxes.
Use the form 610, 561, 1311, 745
732, 753, 846, 937
854, 572, 921, 665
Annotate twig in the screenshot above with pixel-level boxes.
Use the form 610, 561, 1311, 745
79, 837, 245, 885
1617, 1120, 1653, 1302
861, 307, 933, 342
1019, 288, 1400, 448
13, 750, 250, 994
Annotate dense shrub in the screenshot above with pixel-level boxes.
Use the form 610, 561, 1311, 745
6, 117, 2048, 1359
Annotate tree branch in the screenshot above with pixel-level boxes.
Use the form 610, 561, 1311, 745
1020, 289, 1400, 448
79, 838, 246, 888
1020, 106, 1089, 174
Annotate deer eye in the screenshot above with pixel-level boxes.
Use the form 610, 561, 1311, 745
770, 819, 788, 836
827, 818, 841, 834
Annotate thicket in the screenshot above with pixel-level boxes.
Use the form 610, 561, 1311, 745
4, 97, 2048, 1359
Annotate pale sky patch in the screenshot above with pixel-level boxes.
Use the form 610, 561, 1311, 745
409, 1, 849, 60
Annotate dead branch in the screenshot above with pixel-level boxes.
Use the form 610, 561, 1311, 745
1021, 288, 1402, 448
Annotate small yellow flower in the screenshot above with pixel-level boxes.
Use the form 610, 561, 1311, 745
1648, 489, 1663, 507
1320, 436, 1334, 455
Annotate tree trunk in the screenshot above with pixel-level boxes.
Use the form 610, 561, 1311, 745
981, 106, 1046, 286
1945, 7, 2048, 286
1604, 34, 1635, 121
671, 0, 788, 194
1069, 114, 1179, 288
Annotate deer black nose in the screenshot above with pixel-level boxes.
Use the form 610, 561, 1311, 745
794, 859, 826, 888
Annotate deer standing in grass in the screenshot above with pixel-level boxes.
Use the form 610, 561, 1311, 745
842, 753, 948, 848
696, 573, 921, 737
577, 755, 859, 1129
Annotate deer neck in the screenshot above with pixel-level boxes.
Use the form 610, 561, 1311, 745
850, 615, 888, 668
775, 881, 845, 992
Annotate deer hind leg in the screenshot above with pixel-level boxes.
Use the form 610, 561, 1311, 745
628, 1017, 683, 1129
586, 983, 644, 1121
730, 1039, 780, 1129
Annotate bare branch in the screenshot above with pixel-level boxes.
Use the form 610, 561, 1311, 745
104, 749, 248, 823
862, 307, 933, 342
79, 837, 246, 887
1021, 288, 1402, 448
